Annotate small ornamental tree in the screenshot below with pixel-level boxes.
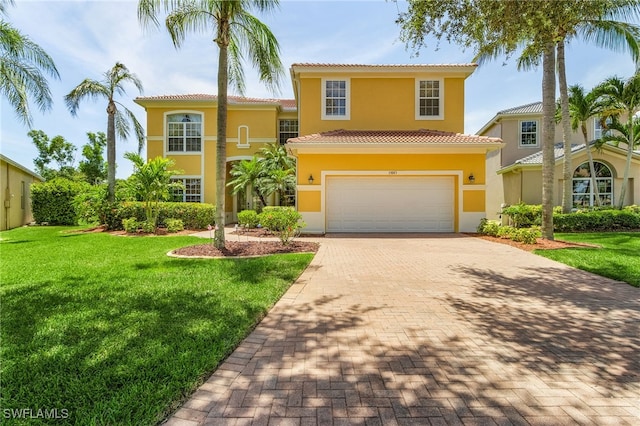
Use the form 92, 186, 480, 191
123, 153, 183, 230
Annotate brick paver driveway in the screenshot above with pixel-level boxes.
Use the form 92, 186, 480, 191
168, 234, 640, 425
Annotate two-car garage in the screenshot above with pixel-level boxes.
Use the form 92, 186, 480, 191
325, 176, 455, 233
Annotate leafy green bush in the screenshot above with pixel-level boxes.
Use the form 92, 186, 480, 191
140, 221, 156, 234
237, 210, 259, 228
554, 209, 640, 232
477, 218, 501, 237
165, 218, 184, 233
477, 218, 540, 245
258, 206, 305, 245
73, 184, 109, 226
501, 203, 542, 228
31, 178, 90, 225
122, 217, 139, 233
111, 202, 215, 230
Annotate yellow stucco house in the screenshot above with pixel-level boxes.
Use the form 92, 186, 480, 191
478, 102, 640, 219
0, 154, 43, 230
135, 63, 503, 233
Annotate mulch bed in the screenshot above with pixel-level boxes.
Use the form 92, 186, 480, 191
171, 240, 319, 258
469, 233, 599, 252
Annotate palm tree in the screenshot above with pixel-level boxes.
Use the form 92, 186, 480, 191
227, 157, 268, 207
260, 168, 295, 206
65, 62, 145, 203
138, 0, 284, 249
124, 152, 183, 228
0, 1, 59, 127
595, 74, 640, 208
555, 4, 640, 213
566, 84, 607, 207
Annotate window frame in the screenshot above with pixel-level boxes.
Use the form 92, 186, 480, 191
519, 120, 539, 148
415, 78, 444, 120
171, 177, 203, 203
321, 78, 350, 120
572, 161, 613, 208
166, 112, 203, 153
593, 116, 612, 141
278, 119, 299, 145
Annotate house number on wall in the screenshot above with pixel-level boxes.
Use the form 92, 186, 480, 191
388, 171, 398, 175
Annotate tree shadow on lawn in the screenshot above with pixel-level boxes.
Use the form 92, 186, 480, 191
176, 271, 640, 425
0, 259, 311, 424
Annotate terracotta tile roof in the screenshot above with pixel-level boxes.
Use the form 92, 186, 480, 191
287, 129, 502, 145
135, 94, 296, 108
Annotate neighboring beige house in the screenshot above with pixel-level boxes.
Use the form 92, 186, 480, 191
478, 102, 639, 218
0, 154, 43, 231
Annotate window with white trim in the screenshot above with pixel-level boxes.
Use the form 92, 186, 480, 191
519, 120, 538, 147
279, 119, 298, 145
322, 79, 349, 119
171, 178, 202, 203
572, 161, 613, 208
167, 113, 202, 152
594, 116, 612, 140
416, 79, 442, 119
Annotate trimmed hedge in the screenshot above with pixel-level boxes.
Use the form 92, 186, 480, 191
258, 206, 305, 245
501, 203, 640, 232
477, 218, 540, 244
554, 209, 640, 232
31, 178, 90, 225
107, 202, 215, 230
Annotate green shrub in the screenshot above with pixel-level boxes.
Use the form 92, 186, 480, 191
477, 218, 501, 237
501, 203, 542, 228
165, 218, 184, 233
31, 178, 90, 225
554, 209, 640, 232
237, 210, 259, 228
111, 202, 215, 231
73, 184, 109, 226
258, 207, 305, 245
122, 217, 139, 233
140, 221, 156, 234
512, 227, 540, 244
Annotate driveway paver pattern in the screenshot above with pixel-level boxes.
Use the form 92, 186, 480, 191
167, 234, 640, 425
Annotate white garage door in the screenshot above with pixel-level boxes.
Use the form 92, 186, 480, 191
326, 176, 454, 232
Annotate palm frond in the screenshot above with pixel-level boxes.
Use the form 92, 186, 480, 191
577, 20, 640, 64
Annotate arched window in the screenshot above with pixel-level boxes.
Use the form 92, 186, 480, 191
167, 113, 202, 152
572, 161, 613, 208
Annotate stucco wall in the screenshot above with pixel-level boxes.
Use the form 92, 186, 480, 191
1, 158, 41, 230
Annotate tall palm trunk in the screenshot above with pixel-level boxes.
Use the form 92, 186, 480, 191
106, 101, 117, 203
618, 112, 634, 208
541, 42, 556, 240
580, 123, 601, 207
214, 20, 230, 249
557, 40, 573, 214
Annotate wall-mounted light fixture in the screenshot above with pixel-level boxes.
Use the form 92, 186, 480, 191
308, 174, 314, 184
468, 173, 475, 183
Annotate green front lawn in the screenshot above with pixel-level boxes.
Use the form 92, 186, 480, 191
535, 232, 640, 287
0, 226, 314, 425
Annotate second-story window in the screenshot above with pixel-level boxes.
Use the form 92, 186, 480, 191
594, 116, 612, 141
417, 80, 442, 119
168, 113, 202, 152
519, 120, 538, 147
279, 119, 298, 144
322, 79, 349, 119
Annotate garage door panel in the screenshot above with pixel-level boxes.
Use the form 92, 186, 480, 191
326, 176, 454, 232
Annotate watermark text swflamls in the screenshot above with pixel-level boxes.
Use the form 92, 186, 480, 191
3, 408, 69, 419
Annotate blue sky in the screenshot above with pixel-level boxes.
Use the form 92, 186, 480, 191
1, 0, 637, 178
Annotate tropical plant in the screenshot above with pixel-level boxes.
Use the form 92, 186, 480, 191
228, 156, 268, 207
65, 62, 145, 203
138, 0, 285, 248
595, 73, 640, 208
564, 84, 607, 206
0, 0, 59, 127
28, 129, 77, 180
78, 132, 108, 185
123, 152, 184, 230
260, 168, 295, 206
